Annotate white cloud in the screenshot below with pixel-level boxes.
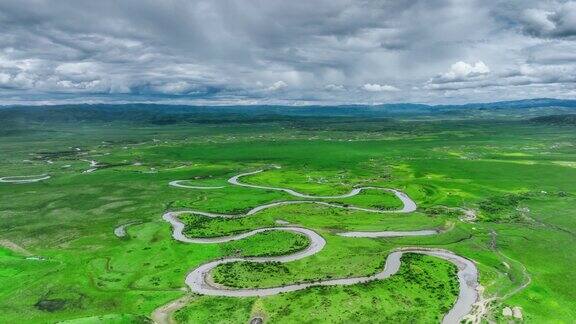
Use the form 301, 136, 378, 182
267, 80, 288, 91
324, 84, 345, 91
425, 61, 491, 90
0, 72, 10, 83
55, 62, 96, 75
425, 60, 576, 92
56, 79, 105, 90
362, 83, 399, 92
433, 61, 490, 83
151, 81, 194, 94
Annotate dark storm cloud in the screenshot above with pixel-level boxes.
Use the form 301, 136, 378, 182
1, 0, 576, 105
519, 2, 576, 39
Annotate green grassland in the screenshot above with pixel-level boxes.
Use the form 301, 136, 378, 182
180, 253, 458, 324
0, 114, 575, 323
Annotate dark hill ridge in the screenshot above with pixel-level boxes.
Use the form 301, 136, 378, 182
530, 114, 576, 125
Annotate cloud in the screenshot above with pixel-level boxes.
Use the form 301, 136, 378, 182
149, 81, 195, 94
431, 61, 490, 84
324, 84, 345, 91
520, 2, 576, 39
0, 0, 575, 104
525, 42, 576, 64
267, 81, 288, 91
361, 83, 399, 92
425, 60, 576, 92
0, 54, 111, 92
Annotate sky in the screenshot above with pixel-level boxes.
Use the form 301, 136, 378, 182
1, 0, 576, 105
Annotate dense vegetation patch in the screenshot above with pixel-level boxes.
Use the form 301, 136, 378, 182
212, 261, 291, 288
58, 314, 152, 324
180, 214, 267, 237
220, 230, 310, 257
34, 291, 86, 313
530, 114, 576, 125
174, 296, 254, 324
478, 193, 528, 222
425, 206, 464, 218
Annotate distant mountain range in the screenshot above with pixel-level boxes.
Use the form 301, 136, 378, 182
1, 98, 575, 125
416, 98, 576, 110
362, 98, 576, 113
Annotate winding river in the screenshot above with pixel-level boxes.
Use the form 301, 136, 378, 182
0, 174, 51, 183
229, 169, 416, 212
169, 180, 225, 190
162, 168, 479, 324
113, 222, 141, 238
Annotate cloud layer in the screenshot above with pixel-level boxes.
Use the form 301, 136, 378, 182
1, 0, 576, 105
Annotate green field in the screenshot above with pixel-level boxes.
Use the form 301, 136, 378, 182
1, 109, 575, 323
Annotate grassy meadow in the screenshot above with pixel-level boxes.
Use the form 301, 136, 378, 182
0, 111, 575, 323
